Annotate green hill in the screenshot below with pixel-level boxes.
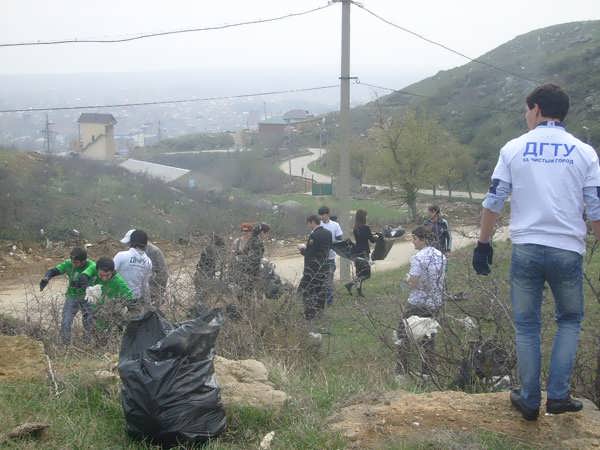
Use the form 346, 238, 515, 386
350, 20, 600, 176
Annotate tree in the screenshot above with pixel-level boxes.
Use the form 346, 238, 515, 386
441, 138, 475, 199
369, 110, 445, 220
326, 137, 370, 186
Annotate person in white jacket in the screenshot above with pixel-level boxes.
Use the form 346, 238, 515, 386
114, 229, 153, 306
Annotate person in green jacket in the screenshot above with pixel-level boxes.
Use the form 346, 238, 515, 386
91, 257, 134, 335
40, 247, 96, 345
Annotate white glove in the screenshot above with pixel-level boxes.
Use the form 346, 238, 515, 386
85, 285, 102, 303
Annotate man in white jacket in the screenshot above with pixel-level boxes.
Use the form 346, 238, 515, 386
121, 229, 169, 306
114, 229, 153, 306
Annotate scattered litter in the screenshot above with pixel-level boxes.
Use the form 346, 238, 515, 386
259, 431, 275, 450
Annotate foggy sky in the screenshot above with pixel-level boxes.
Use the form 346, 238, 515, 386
2, 0, 598, 83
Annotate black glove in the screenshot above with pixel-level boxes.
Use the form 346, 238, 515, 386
71, 273, 89, 289
472, 241, 493, 275
39, 278, 49, 291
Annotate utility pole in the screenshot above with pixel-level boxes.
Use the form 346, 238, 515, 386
157, 120, 162, 142
42, 113, 53, 154
335, 0, 352, 280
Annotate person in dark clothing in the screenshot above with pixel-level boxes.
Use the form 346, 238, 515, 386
424, 205, 451, 255
193, 234, 226, 308
298, 215, 332, 320
345, 209, 377, 297
234, 223, 269, 299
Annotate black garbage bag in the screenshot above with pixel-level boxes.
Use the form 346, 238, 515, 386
118, 309, 227, 447
332, 239, 355, 260
371, 235, 394, 261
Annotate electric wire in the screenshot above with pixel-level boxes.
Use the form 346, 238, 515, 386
0, 3, 333, 47
351, 2, 542, 85
0, 84, 340, 113
355, 79, 522, 114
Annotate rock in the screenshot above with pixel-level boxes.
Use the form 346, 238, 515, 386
214, 356, 288, 410
329, 390, 600, 449
0, 335, 47, 381
1, 422, 49, 443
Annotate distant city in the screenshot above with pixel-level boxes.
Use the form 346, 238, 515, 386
0, 68, 420, 153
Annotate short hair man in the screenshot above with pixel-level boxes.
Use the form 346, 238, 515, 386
473, 83, 600, 420
298, 214, 332, 320
40, 247, 96, 345
114, 229, 153, 307
92, 257, 134, 335
121, 229, 169, 307
318, 206, 343, 305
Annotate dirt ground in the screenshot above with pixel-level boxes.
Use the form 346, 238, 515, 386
328, 389, 600, 449
0, 335, 47, 381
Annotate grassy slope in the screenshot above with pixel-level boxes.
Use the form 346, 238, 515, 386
1, 241, 567, 449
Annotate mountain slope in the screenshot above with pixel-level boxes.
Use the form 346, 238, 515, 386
351, 20, 600, 175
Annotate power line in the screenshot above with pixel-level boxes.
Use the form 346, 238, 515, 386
0, 3, 333, 48
0, 84, 340, 114
355, 79, 522, 114
355, 80, 430, 98
351, 2, 542, 85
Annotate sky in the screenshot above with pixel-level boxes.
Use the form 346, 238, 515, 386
1, 0, 599, 90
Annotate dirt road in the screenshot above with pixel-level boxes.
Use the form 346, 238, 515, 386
271, 226, 508, 283
0, 227, 506, 318
281, 148, 486, 200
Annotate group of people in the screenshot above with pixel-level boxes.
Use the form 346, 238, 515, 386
297, 204, 451, 322
37, 82, 596, 422
40, 229, 168, 345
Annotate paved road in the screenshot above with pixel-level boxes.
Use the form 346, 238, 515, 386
278, 148, 331, 183
280, 148, 486, 200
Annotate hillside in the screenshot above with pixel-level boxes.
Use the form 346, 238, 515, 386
350, 20, 600, 176
0, 150, 278, 243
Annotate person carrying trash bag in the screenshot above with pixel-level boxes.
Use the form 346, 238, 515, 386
344, 209, 378, 297
119, 308, 227, 447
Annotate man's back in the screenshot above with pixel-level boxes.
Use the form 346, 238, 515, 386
114, 248, 153, 300
492, 122, 600, 254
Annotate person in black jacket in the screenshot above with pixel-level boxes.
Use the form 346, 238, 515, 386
298, 215, 332, 320
345, 209, 377, 297
424, 205, 451, 255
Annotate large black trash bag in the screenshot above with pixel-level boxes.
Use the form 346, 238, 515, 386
118, 309, 227, 447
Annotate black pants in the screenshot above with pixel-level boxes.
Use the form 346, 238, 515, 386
396, 303, 439, 375
300, 271, 327, 321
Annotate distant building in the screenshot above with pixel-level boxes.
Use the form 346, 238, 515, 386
77, 113, 117, 160
258, 109, 318, 150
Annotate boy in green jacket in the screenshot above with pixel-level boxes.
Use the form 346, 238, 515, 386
91, 257, 134, 334
40, 247, 96, 345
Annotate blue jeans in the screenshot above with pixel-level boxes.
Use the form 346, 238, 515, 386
61, 296, 94, 345
326, 260, 336, 305
510, 244, 584, 409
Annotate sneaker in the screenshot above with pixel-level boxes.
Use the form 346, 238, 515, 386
510, 389, 539, 421
546, 396, 583, 414
344, 282, 353, 295
356, 287, 365, 298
